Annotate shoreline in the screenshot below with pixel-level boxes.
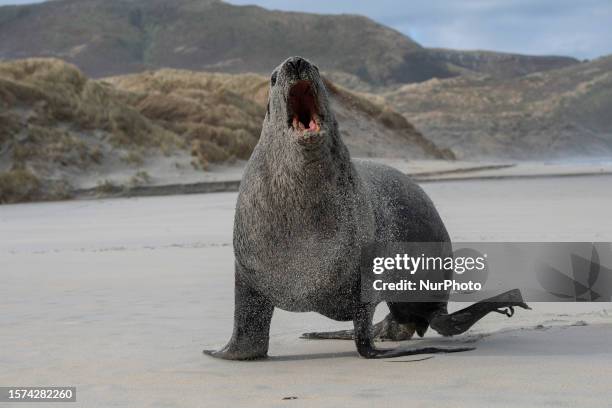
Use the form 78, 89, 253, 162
4, 160, 612, 205
70, 160, 612, 201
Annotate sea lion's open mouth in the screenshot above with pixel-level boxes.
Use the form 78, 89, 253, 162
288, 80, 321, 134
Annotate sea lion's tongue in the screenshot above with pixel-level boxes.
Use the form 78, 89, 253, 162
292, 115, 320, 132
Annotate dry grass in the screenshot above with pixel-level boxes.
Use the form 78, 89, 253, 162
107, 69, 267, 168
95, 179, 122, 195
0, 59, 267, 200
0, 59, 182, 156
11, 125, 101, 168
0, 168, 73, 204
0, 169, 41, 204
121, 150, 145, 166
1, 59, 443, 177
129, 170, 152, 187
0, 57, 450, 203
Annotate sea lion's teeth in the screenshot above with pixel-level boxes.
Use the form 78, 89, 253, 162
292, 116, 299, 129
298, 121, 306, 130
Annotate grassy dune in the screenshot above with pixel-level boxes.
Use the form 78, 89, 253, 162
107, 69, 268, 168
384, 55, 612, 159
0, 58, 445, 204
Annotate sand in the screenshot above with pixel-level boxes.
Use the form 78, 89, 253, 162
1, 175, 611, 407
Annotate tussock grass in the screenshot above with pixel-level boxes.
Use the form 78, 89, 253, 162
129, 170, 152, 187
0, 59, 271, 201
0, 169, 41, 204
0, 59, 186, 202
95, 179, 122, 195
0, 169, 73, 204
107, 69, 267, 168
0, 59, 181, 153
0, 58, 448, 202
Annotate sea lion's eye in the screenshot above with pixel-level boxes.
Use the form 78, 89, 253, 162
271, 71, 278, 87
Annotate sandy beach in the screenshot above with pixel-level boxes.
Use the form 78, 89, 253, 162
1, 175, 611, 407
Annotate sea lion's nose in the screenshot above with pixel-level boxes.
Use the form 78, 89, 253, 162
286, 56, 309, 75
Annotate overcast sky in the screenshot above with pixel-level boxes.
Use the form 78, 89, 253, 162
1, 0, 610, 59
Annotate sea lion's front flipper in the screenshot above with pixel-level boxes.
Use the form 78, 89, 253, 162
203, 271, 274, 360
301, 313, 416, 341
430, 289, 531, 337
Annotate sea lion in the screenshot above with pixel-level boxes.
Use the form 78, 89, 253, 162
204, 56, 528, 360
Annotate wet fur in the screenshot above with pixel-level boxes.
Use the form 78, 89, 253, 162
206, 57, 467, 360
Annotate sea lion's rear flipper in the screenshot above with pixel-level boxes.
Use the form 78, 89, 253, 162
354, 290, 529, 359
302, 289, 530, 347
353, 304, 475, 359
301, 313, 416, 341
430, 289, 531, 337
301, 328, 355, 340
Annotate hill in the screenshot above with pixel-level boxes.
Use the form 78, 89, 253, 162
384, 56, 612, 159
0, 0, 578, 85
0, 58, 448, 203
425, 49, 579, 79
